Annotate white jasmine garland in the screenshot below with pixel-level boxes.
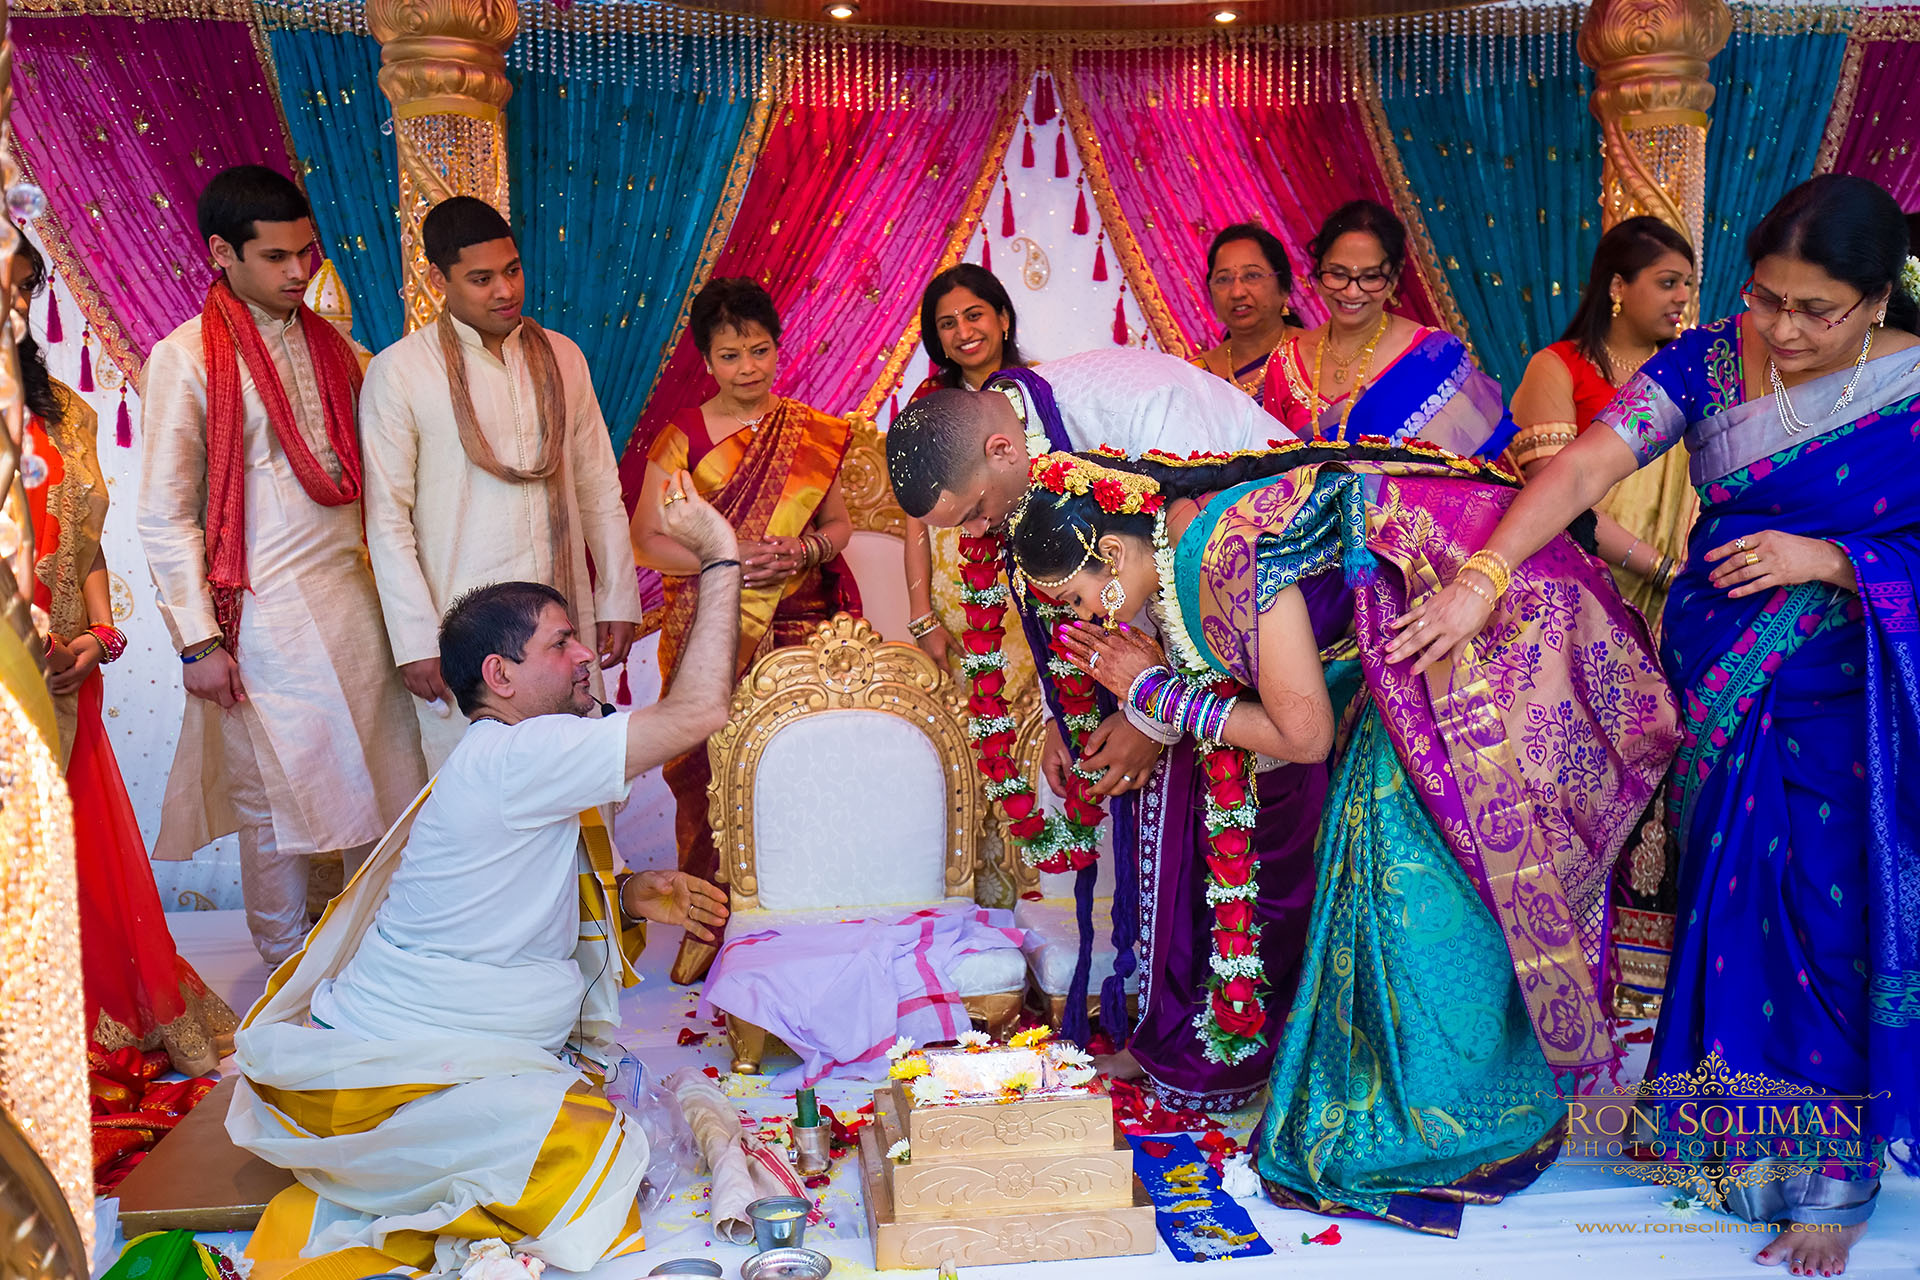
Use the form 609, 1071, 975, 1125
1152, 509, 1212, 678
1208, 952, 1264, 980
1902, 254, 1920, 302
958, 650, 1008, 677
967, 715, 1018, 741
1205, 880, 1261, 907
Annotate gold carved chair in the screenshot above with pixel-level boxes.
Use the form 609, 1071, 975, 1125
1000, 702, 1138, 1030
834, 416, 912, 643
706, 616, 1025, 1073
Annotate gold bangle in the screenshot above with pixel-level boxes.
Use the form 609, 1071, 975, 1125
1461, 549, 1512, 599
1457, 575, 1497, 610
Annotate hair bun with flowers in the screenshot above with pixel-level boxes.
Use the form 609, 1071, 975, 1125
1028, 451, 1168, 516
1901, 254, 1920, 303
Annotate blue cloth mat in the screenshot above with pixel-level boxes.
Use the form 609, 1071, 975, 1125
1127, 1134, 1272, 1262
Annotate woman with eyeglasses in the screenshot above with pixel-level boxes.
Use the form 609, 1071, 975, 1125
1390, 174, 1920, 1277
1264, 200, 1511, 457
1190, 223, 1304, 406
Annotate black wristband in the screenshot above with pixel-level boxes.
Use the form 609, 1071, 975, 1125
701, 558, 743, 574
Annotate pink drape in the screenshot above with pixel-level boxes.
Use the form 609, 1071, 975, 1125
1064, 47, 1440, 357
620, 48, 1025, 497
13, 17, 294, 377
1829, 39, 1920, 207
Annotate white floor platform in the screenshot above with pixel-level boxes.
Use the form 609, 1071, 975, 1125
148, 908, 1920, 1280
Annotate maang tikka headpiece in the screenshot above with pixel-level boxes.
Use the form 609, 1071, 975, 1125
1009, 451, 1165, 593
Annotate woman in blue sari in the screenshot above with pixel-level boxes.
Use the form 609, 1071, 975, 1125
1264, 200, 1514, 459
1398, 175, 1920, 1276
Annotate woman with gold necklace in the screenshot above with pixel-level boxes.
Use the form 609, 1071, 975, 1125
1189, 223, 1305, 407
1265, 200, 1511, 457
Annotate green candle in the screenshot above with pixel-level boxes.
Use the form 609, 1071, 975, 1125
796, 1087, 820, 1129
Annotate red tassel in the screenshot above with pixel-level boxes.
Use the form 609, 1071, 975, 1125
45, 282, 63, 344
1112, 294, 1129, 346
888, 392, 899, 425
1073, 188, 1090, 236
1000, 185, 1016, 239
1054, 128, 1070, 179
1020, 128, 1035, 169
115, 387, 131, 447
982, 237, 993, 271
1093, 241, 1109, 282
78, 333, 94, 392
1034, 73, 1057, 124
615, 665, 632, 706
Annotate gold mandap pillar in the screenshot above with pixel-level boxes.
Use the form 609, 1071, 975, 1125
367, 0, 517, 331
1579, 0, 1730, 1022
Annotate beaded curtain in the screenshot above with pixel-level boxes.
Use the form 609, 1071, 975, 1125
1697, 16, 1851, 320
266, 27, 405, 352
1377, 15, 1600, 395
508, 10, 768, 457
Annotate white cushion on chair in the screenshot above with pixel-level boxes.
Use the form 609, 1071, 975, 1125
1014, 897, 1139, 998
727, 900, 1026, 997
750, 710, 947, 911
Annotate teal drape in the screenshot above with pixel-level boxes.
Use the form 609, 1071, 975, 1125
1375, 29, 1600, 394
1698, 24, 1850, 319
265, 27, 404, 352
508, 23, 765, 455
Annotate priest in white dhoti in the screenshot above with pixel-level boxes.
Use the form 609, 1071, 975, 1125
360, 196, 644, 771
138, 165, 426, 964
230, 475, 740, 1277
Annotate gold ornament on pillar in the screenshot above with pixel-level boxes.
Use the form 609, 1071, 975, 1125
1579, 0, 1731, 261
367, 0, 517, 331
0, 0, 93, 1267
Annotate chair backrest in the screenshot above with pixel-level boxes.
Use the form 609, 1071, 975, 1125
836, 417, 911, 643
707, 614, 981, 912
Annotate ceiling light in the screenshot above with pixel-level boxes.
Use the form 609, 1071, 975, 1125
1213, 8, 1238, 21
824, 1, 859, 17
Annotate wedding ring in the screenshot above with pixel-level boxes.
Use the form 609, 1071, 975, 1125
1745, 552, 1761, 566
663, 491, 686, 506
1732, 536, 1749, 553
1416, 618, 1428, 630
1121, 774, 1133, 784
1088, 651, 1101, 670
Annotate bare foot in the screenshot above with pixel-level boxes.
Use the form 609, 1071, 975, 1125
1094, 1048, 1145, 1081
1755, 1221, 1867, 1276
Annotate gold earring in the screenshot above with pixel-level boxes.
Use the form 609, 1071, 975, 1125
1611, 295, 1622, 318
1099, 577, 1126, 628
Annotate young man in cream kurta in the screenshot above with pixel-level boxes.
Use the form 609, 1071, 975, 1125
138, 166, 426, 965
360, 197, 642, 770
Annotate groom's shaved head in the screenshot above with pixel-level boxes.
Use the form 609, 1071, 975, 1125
886, 389, 1000, 519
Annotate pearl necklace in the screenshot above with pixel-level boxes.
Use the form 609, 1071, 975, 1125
1769, 327, 1875, 436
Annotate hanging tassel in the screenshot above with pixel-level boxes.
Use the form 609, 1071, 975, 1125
1093, 239, 1109, 282
615, 665, 632, 706
1000, 184, 1016, 239
982, 237, 993, 272
1112, 292, 1129, 347
1020, 127, 1035, 169
1034, 73, 1057, 124
78, 331, 94, 392
115, 386, 131, 447
888, 391, 899, 426
1073, 187, 1090, 236
45, 281, 63, 344
1054, 128, 1069, 179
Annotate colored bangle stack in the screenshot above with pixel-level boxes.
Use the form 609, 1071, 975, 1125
798, 532, 832, 572
907, 611, 941, 640
180, 638, 222, 664
1460, 549, 1513, 598
1652, 554, 1679, 591
1129, 665, 1237, 742
86, 624, 128, 664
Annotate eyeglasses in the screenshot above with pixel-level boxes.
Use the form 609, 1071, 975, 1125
1314, 266, 1394, 293
1208, 268, 1278, 291
1739, 277, 1865, 332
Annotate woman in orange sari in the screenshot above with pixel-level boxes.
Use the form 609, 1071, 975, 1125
632, 278, 860, 983
14, 244, 236, 1189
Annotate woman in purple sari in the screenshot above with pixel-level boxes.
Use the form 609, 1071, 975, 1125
1022, 440, 1674, 1232
1400, 175, 1920, 1276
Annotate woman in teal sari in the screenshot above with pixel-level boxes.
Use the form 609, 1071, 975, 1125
1019, 439, 1676, 1236
1400, 175, 1920, 1277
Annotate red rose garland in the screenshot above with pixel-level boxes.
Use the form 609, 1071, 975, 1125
957, 533, 1104, 873
1196, 718, 1264, 1063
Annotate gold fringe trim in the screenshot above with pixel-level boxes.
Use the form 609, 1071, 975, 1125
851, 51, 1036, 425
1055, 60, 1190, 357
90, 979, 239, 1078
1815, 29, 1869, 175
1347, 36, 1472, 354
14, 0, 255, 17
